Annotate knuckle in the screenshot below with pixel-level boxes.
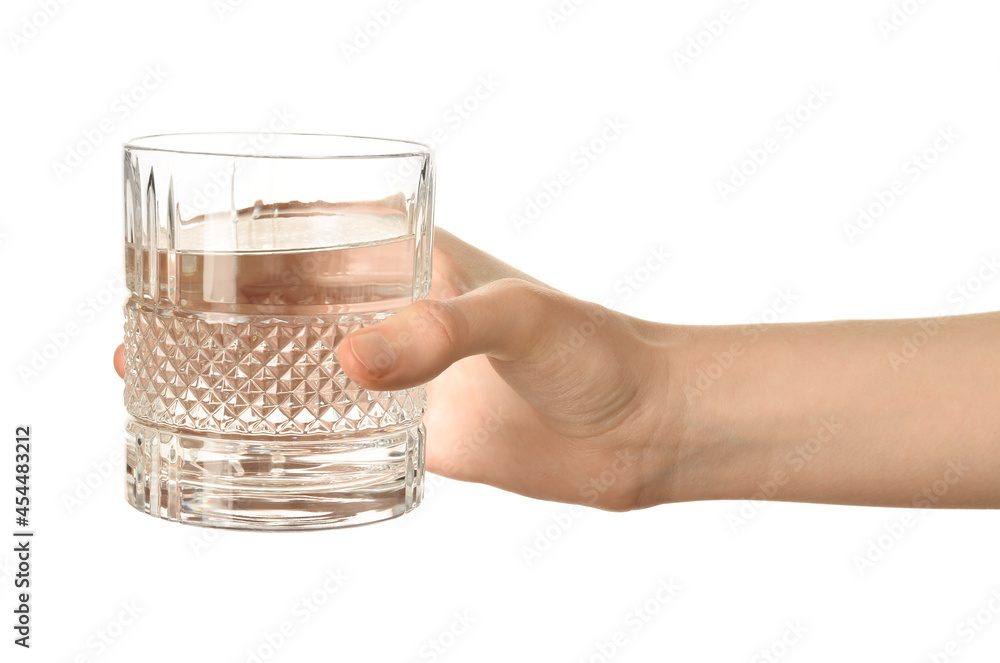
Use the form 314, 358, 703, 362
412, 299, 464, 348
491, 277, 550, 313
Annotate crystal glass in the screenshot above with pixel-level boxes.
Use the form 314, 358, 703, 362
121, 133, 434, 530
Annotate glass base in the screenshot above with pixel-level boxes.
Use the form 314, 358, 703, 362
124, 417, 424, 531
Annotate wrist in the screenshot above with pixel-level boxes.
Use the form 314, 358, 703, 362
637, 321, 767, 507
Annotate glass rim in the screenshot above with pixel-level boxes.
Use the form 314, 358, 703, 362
123, 132, 432, 160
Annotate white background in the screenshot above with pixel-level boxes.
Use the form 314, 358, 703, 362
2, 0, 1000, 661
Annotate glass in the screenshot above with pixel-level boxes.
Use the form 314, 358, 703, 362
121, 132, 434, 530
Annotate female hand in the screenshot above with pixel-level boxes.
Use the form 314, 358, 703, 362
116, 228, 1000, 510
336, 229, 675, 511
115, 228, 678, 511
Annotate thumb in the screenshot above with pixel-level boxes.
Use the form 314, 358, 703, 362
339, 278, 554, 390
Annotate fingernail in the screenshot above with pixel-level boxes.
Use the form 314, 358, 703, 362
350, 333, 395, 376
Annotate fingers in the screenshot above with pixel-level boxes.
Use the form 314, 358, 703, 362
114, 344, 125, 378
339, 278, 553, 390
431, 227, 553, 297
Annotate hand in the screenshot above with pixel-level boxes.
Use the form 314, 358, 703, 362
338, 229, 676, 511
113, 229, 677, 511
112, 228, 1000, 510
339, 230, 1000, 511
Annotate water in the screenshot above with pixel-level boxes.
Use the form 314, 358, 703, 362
123, 210, 427, 529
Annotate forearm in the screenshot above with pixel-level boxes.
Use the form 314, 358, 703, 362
651, 312, 1000, 508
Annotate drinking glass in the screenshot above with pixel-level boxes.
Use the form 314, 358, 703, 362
121, 132, 434, 530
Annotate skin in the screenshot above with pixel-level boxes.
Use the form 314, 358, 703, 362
114, 228, 1000, 511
